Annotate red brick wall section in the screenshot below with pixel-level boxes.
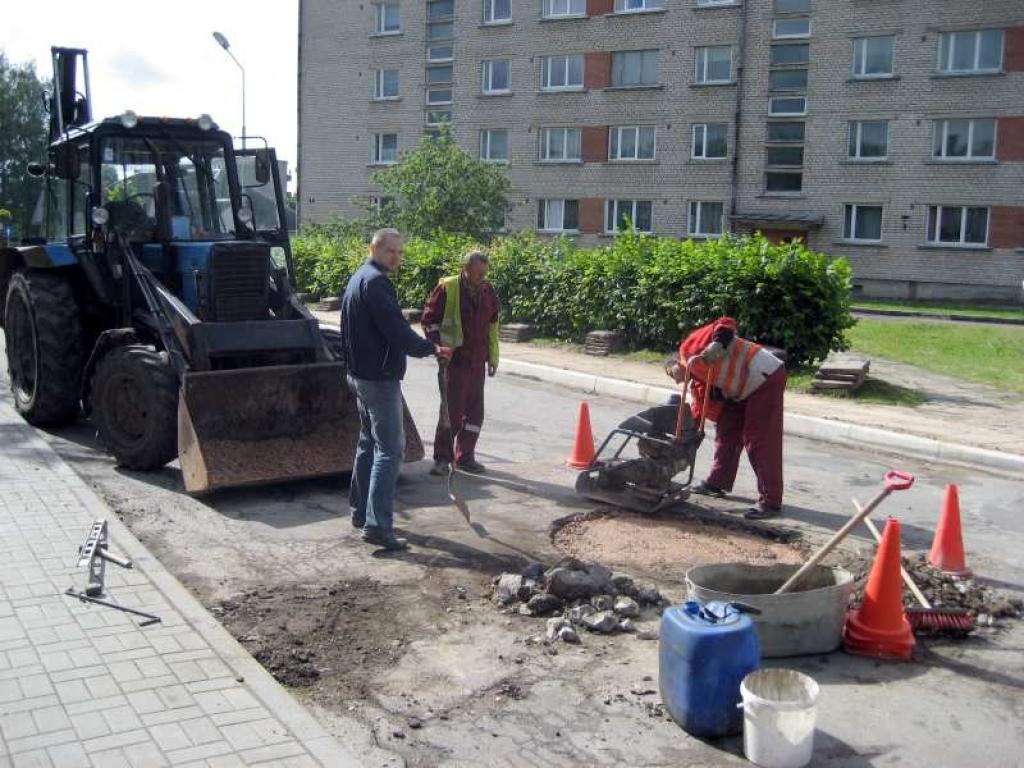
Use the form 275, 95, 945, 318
581, 126, 609, 162
1004, 27, 1024, 72
584, 52, 611, 90
587, 0, 614, 16
579, 199, 605, 234
996, 117, 1024, 161
989, 207, 1024, 249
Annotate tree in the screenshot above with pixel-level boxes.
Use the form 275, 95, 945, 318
369, 127, 511, 242
0, 52, 49, 241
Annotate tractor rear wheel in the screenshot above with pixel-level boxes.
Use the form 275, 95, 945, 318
3, 271, 83, 425
90, 345, 179, 470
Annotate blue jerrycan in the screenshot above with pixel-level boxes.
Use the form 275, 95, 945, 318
659, 600, 761, 738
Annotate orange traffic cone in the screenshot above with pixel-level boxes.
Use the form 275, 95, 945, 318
566, 402, 596, 469
844, 517, 915, 660
928, 484, 971, 577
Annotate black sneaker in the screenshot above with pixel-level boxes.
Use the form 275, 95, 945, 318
457, 459, 487, 474
744, 503, 782, 520
429, 460, 451, 476
361, 528, 410, 551
691, 481, 725, 498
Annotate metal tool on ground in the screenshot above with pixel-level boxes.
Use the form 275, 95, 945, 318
855, 498, 974, 635
65, 588, 161, 627
776, 470, 914, 594
437, 362, 475, 530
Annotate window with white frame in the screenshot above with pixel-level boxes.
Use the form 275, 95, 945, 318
765, 171, 802, 193
372, 133, 398, 164
427, 88, 452, 105
609, 126, 656, 160
770, 43, 809, 66
374, 69, 399, 99
374, 2, 401, 33
539, 127, 582, 161
537, 199, 580, 232
698, 0, 737, 6
933, 118, 996, 160
766, 121, 805, 143
612, 50, 660, 87
428, 21, 454, 41
938, 30, 1003, 74
768, 96, 806, 116
773, 18, 810, 39
843, 204, 883, 242
774, 0, 809, 11
483, 0, 511, 24
765, 146, 804, 166
692, 123, 728, 159
848, 120, 888, 160
425, 109, 451, 126
614, 0, 665, 13
852, 36, 895, 78
482, 60, 511, 93
541, 55, 584, 90
426, 65, 453, 85
769, 68, 808, 91
480, 129, 509, 162
688, 202, 724, 237
428, 0, 453, 19
695, 46, 732, 84
428, 45, 454, 62
543, 0, 587, 17
606, 200, 653, 233
927, 205, 989, 245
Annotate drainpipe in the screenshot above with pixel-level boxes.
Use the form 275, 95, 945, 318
729, 0, 749, 222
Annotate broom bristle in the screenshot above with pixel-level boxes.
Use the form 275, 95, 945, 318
907, 608, 975, 635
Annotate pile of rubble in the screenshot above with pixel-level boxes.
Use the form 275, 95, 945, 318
492, 558, 667, 644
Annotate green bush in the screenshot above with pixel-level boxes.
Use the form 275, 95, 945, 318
291, 228, 854, 367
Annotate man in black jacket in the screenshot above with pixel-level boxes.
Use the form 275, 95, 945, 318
342, 229, 452, 550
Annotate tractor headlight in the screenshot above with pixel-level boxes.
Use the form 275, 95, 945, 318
237, 207, 253, 225
197, 113, 215, 131
91, 206, 110, 226
119, 110, 139, 129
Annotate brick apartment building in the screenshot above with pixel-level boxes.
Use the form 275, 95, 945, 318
297, 0, 1024, 301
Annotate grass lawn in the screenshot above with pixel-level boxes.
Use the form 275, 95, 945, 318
848, 318, 1024, 394
853, 299, 1024, 321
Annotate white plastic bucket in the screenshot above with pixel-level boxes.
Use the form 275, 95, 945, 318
740, 669, 819, 768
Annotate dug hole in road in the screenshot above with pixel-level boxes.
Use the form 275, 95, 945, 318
8, 342, 1024, 768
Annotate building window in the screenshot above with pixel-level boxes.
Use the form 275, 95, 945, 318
537, 199, 580, 232
482, 60, 511, 94
933, 119, 996, 160
765, 171, 803, 193
927, 206, 989, 246
609, 126, 656, 160
428, 45, 454, 62
541, 55, 584, 90
688, 202, 724, 237
698, 0, 737, 6
483, 0, 511, 24
770, 43, 809, 66
938, 30, 1003, 74
427, 0, 453, 20
372, 133, 398, 164
374, 69, 399, 99
374, 2, 401, 33
769, 69, 807, 91
774, 0, 809, 12
773, 18, 810, 39
848, 120, 888, 160
427, 88, 452, 105
606, 200, 653, 234
539, 127, 582, 161
614, 0, 665, 13
425, 109, 451, 126
852, 36, 895, 78
843, 204, 883, 242
768, 96, 806, 116
766, 121, 805, 143
695, 46, 732, 84
480, 129, 509, 162
543, 0, 587, 17
692, 123, 728, 159
765, 146, 804, 166
611, 50, 660, 88
427, 21, 454, 41
427, 65, 453, 85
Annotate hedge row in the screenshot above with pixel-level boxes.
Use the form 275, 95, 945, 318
292, 227, 854, 368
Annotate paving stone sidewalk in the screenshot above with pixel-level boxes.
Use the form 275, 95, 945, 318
0, 396, 358, 768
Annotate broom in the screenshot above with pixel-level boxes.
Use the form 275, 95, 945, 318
854, 499, 975, 635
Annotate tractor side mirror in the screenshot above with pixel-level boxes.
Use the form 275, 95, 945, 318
254, 150, 271, 185
27, 162, 46, 178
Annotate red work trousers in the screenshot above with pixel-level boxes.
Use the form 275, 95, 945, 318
705, 366, 786, 507
434, 361, 486, 464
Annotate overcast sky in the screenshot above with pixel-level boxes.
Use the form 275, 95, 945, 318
2, 0, 298, 189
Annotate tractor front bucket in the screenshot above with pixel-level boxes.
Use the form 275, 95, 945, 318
177, 362, 424, 493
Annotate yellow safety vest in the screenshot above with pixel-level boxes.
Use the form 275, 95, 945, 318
437, 275, 500, 366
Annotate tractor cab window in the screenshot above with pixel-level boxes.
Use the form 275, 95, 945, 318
235, 153, 282, 233
100, 135, 237, 241
45, 176, 69, 242
71, 145, 91, 237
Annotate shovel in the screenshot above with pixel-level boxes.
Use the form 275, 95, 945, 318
437, 363, 479, 532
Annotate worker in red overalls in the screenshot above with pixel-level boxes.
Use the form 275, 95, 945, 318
422, 250, 500, 475
666, 317, 786, 519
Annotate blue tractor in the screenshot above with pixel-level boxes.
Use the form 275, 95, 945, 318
0, 47, 423, 492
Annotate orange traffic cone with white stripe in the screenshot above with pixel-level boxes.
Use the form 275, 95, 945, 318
567, 402, 596, 469
928, 484, 971, 577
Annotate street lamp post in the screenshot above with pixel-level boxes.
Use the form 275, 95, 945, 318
212, 31, 246, 148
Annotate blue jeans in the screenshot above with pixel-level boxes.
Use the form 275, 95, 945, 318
347, 375, 405, 534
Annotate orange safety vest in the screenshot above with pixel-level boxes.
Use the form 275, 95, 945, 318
711, 338, 763, 400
